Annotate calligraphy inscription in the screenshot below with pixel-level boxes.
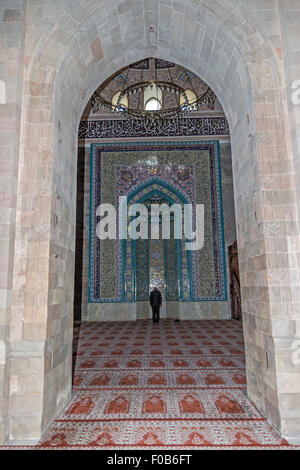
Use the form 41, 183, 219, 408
79, 117, 230, 139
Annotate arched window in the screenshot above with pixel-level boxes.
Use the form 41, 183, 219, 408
180, 89, 197, 107
145, 98, 161, 111
144, 84, 162, 111
112, 91, 128, 110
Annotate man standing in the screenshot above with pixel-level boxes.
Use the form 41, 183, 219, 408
150, 287, 162, 324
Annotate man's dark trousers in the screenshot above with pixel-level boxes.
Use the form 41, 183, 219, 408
152, 305, 160, 324
150, 290, 162, 324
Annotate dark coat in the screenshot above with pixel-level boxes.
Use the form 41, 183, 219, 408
150, 290, 162, 307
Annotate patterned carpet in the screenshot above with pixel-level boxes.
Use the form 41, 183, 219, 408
26, 319, 294, 449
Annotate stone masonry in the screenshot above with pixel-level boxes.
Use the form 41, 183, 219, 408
0, 0, 300, 444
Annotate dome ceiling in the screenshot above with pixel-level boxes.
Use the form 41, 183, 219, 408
91, 58, 217, 121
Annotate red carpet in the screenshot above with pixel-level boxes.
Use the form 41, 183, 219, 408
30, 319, 294, 449
2, 319, 295, 450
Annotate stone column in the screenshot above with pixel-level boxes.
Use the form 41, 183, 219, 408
0, 1, 26, 444
274, 1, 300, 443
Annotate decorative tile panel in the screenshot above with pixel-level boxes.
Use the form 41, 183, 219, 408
89, 141, 226, 303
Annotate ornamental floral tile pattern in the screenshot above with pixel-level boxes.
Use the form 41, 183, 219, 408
89, 141, 226, 303
149, 238, 165, 297
165, 238, 179, 301
33, 320, 293, 449
135, 239, 149, 301
126, 187, 189, 302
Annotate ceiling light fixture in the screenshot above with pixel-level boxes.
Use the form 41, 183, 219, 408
91, 58, 216, 123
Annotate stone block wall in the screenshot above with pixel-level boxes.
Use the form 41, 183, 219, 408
0, 0, 26, 444
0, 0, 299, 444
274, 1, 300, 442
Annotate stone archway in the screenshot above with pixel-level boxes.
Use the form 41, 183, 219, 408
3, 0, 300, 443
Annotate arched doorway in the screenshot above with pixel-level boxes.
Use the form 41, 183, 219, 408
127, 180, 189, 310
3, 0, 299, 445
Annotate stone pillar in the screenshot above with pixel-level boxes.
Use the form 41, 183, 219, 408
274, 1, 300, 443
0, 1, 26, 444
1, 0, 300, 445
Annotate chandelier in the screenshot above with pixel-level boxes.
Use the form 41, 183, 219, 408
91, 58, 216, 123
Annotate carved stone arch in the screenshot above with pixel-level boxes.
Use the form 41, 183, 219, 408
3, 0, 298, 443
